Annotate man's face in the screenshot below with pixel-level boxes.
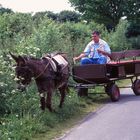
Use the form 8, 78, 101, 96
92, 33, 99, 43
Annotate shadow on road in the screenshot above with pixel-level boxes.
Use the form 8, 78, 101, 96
109, 88, 140, 104
86, 88, 140, 105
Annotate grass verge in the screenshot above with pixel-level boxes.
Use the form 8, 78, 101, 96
1, 79, 131, 140
32, 87, 109, 140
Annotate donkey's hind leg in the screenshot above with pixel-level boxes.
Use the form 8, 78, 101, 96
58, 84, 67, 108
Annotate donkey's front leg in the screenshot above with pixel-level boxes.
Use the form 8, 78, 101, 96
46, 89, 53, 112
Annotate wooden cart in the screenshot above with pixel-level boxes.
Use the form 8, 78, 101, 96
72, 50, 140, 101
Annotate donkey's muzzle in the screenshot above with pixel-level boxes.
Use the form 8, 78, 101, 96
17, 84, 26, 92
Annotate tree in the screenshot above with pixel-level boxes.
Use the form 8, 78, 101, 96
0, 13, 33, 49
0, 5, 13, 14
69, 0, 139, 28
58, 10, 81, 22
33, 10, 81, 23
125, 23, 140, 38
33, 11, 58, 22
47, 11, 58, 20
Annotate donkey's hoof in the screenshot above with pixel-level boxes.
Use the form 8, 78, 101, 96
46, 106, 53, 112
52, 109, 56, 113
59, 104, 63, 108
40, 106, 45, 111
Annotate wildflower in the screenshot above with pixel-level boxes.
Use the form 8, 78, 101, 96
2, 122, 5, 126
11, 90, 16, 94
0, 82, 4, 87
0, 71, 3, 74
10, 73, 14, 76
2, 93, 6, 97
14, 77, 19, 81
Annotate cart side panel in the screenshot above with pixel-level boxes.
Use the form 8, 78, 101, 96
72, 64, 109, 84
107, 61, 140, 78
135, 62, 140, 75
106, 64, 126, 78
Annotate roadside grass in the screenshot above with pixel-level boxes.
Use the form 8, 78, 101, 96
0, 79, 131, 140
0, 87, 109, 140
32, 87, 109, 140
32, 79, 132, 140
116, 79, 132, 87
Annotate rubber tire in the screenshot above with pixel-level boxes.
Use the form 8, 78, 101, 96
78, 88, 88, 97
132, 79, 140, 96
109, 84, 120, 102
105, 83, 114, 96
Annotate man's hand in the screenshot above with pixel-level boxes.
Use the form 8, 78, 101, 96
73, 53, 86, 64
97, 48, 103, 54
73, 57, 78, 61
73, 57, 79, 64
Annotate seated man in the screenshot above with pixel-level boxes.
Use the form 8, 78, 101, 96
73, 31, 111, 65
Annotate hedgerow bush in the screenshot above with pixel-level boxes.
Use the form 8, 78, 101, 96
107, 19, 132, 51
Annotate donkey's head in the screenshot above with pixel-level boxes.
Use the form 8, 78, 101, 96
10, 52, 33, 91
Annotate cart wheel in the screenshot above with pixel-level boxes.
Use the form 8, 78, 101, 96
109, 84, 120, 102
78, 88, 88, 97
132, 79, 140, 96
105, 83, 114, 96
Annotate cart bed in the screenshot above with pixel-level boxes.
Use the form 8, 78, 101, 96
72, 50, 140, 84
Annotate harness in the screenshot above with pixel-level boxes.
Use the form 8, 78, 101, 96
34, 61, 50, 79
35, 54, 68, 79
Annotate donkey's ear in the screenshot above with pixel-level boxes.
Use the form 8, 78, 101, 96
9, 52, 26, 65
18, 55, 26, 66
9, 52, 19, 63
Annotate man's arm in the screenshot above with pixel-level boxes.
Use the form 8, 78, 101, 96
97, 49, 111, 57
73, 53, 86, 62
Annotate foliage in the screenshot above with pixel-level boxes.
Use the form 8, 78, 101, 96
107, 19, 132, 51
128, 36, 140, 49
69, 0, 139, 28
33, 10, 81, 24
125, 22, 140, 49
0, 52, 16, 114
0, 13, 33, 51
32, 11, 58, 28
0, 6, 13, 14
58, 10, 81, 22
126, 23, 140, 38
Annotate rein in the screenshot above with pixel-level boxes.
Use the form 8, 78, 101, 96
69, 72, 97, 84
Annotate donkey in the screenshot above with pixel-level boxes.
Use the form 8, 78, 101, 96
10, 52, 69, 112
